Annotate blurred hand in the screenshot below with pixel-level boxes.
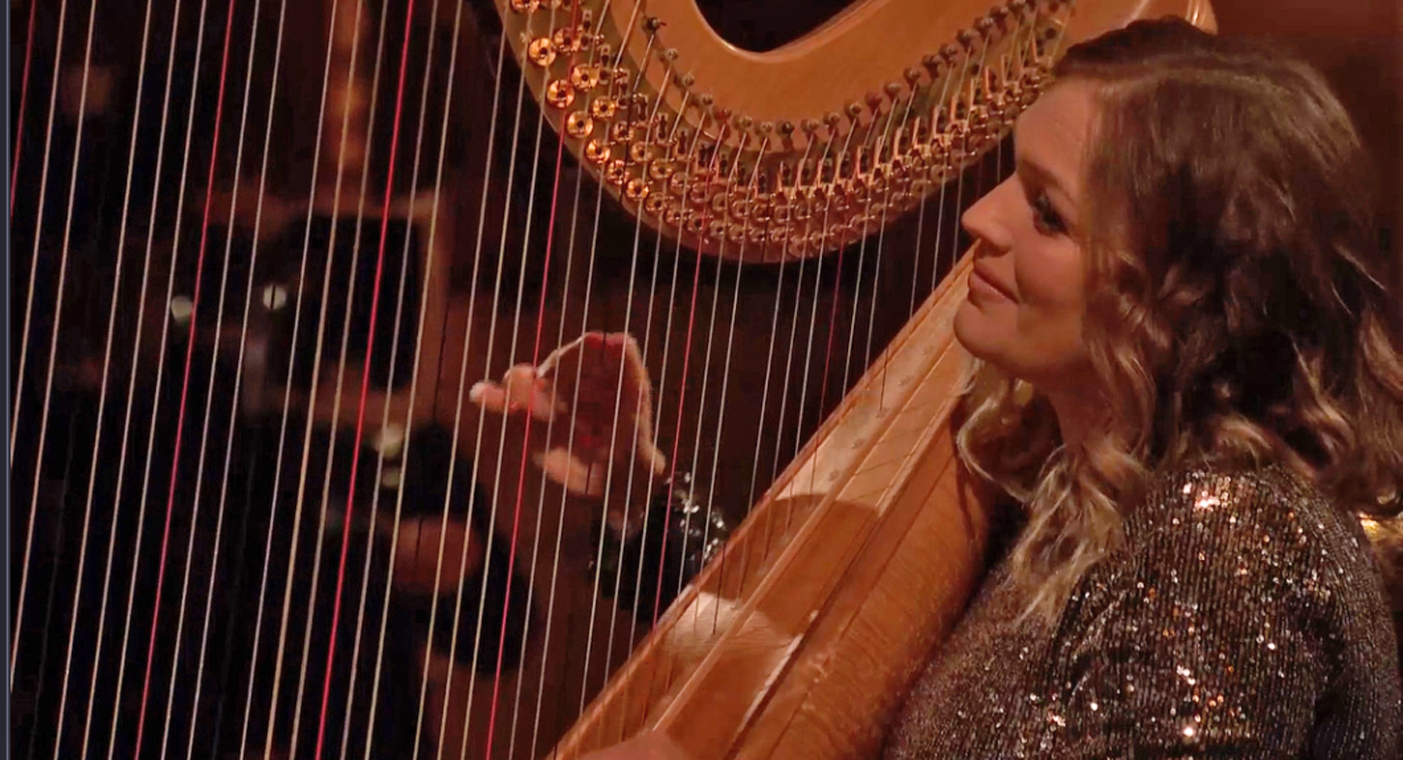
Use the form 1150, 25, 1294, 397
469, 332, 666, 517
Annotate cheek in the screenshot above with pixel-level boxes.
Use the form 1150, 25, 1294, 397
954, 240, 1091, 382
1013, 240, 1086, 311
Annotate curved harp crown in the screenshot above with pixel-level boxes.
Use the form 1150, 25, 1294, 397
499, 0, 1213, 262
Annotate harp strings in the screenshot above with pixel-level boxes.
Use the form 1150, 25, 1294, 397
414, 18, 516, 760
506, 6, 662, 756
6, 0, 157, 751
12, 1, 1062, 756
688, 135, 785, 647
68, 0, 173, 750
8, 0, 74, 469
9, 0, 80, 687
351, 0, 468, 755
235, 0, 362, 752
102, 0, 213, 755
572, 0, 683, 716
304, 0, 427, 747
285, 0, 392, 741
126, 0, 247, 752
9, 0, 40, 221
155, 0, 290, 753
482, 0, 597, 748
602, 27, 674, 682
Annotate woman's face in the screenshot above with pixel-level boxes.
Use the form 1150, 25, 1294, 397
954, 81, 1098, 392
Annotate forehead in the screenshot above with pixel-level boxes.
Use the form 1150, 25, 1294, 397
1011, 81, 1099, 200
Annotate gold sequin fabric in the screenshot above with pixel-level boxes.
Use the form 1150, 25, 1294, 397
884, 466, 1402, 758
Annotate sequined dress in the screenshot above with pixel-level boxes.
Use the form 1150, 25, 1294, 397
884, 466, 1402, 758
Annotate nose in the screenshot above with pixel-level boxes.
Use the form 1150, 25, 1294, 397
961, 176, 1017, 255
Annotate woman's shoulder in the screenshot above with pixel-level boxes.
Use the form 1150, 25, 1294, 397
1051, 463, 1401, 758
1126, 463, 1377, 575
1112, 462, 1400, 702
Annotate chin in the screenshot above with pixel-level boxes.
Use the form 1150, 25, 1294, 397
953, 298, 1003, 365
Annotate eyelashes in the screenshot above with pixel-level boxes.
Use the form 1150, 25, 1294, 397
1031, 192, 1067, 235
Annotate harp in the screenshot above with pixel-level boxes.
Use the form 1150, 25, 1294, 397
8, 1, 1212, 759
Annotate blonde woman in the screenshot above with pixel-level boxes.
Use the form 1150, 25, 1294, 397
583, 16, 1403, 760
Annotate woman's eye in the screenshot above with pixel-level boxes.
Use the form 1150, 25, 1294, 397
1031, 193, 1067, 235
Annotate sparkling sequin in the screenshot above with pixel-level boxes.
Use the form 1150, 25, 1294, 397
884, 466, 1401, 759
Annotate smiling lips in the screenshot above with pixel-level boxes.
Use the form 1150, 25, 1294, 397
969, 265, 1016, 302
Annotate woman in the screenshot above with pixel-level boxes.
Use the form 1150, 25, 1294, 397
570, 16, 1403, 759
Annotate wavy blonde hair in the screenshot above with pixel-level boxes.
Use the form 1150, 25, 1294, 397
957, 18, 1403, 622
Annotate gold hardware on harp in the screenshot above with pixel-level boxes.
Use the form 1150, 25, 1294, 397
499, 0, 1062, 262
